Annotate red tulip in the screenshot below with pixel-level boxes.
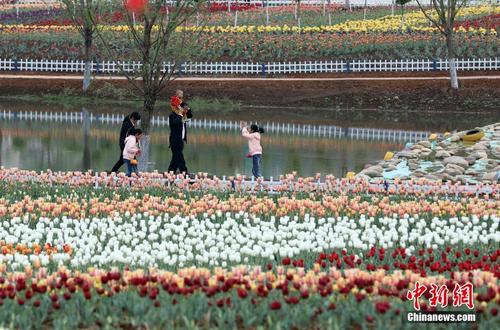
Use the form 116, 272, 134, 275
269, 300, 281, 310
237, 288, 247, 299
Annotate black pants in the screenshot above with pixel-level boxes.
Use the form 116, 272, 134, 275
168, 144, 188, 174
111, 147, 124, 173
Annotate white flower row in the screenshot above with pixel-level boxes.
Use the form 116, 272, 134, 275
0, 212, 498, 270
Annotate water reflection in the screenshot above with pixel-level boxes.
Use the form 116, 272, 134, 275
0, 120, 403, 178
82, 108, 91, 171
0, 99, 497, 131
1, 99, 496, 178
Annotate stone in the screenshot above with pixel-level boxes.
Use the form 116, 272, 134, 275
443, 156, 469, 169
449, 134, 460, 142
398, 151, 417, 159
445, 165, 463, 177
482, 172, 499, 182
408, 160, 419, 170
361, 165, 383, 177
470, 151, 488, 160
472, 141, 488, 150
439, 173, 455, 182
464, 168, 479, 176
410, 144, 422, 150
424, 174, 441, 181
420, 149, 432, 157
465, 157, 476, 165
438, 142, 449, 148
385, 165, 397, 171
418, 141, 432, 149
412, 170, 427, 177
435, 150, 451, 159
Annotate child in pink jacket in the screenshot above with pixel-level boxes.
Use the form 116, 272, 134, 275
241, 122, 264, 178
122, 128, 142, 177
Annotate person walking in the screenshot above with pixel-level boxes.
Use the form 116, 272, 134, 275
168, 101, 192, 174
110, 112, 141, 173
240, 121, 264, 178
123, 128, 142, 177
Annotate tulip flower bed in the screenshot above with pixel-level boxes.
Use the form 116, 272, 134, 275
0, 266, 498, 329
0, 169, 498, 328
1, 30, 497, 62
1, 6, 498, 62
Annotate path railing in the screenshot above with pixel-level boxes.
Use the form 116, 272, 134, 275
1, 58, 498, 75
0, 109, 430, 142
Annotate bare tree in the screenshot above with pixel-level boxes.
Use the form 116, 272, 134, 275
415, 0, 469, 90
344, 0, 350, 11
60, 0, 104, 95
88, 0, 205, 170
295, 0, 301, 28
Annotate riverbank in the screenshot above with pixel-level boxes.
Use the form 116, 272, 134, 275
358, 122, 500, 183
0, 72, 499, 112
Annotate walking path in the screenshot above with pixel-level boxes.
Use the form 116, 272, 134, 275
1, 74, 500, 81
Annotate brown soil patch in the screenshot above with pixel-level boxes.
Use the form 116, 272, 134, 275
0, 72, 499, 113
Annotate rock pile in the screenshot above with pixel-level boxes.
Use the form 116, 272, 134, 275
357, 122, 500, 183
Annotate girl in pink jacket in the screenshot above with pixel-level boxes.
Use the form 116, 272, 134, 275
122, 128, 142, 177
241, 122, 264, 178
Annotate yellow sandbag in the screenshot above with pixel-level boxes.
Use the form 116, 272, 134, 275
384, 152, 394, 161
346, 172, 356, 179
429, 133, 437, 141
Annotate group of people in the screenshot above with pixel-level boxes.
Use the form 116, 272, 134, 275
110, 89, 265, 179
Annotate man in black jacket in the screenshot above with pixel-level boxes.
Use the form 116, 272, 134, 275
168, 102, 192, 174
110, 112, 141, 173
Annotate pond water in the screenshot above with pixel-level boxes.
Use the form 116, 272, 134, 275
0, 101, 496, 178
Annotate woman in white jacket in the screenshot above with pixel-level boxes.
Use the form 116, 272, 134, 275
122, 128, 142, 177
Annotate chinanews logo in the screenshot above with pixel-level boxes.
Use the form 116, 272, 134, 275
406, 281, 476, 323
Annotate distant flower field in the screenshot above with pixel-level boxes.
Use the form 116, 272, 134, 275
0, 5, 498, 62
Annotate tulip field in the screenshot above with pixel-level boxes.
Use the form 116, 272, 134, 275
0, 5, 499, 62
0, 168, 498, 328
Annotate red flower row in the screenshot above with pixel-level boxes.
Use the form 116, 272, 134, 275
279, 247, 500, 277
455, 14, 500, 30
208, 3, 262, 12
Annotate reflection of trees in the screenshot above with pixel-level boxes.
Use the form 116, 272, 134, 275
82, 108, 91, 171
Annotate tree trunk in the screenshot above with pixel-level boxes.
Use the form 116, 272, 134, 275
446, 32, 459, 90
266, 1, 269, 25
400, 6, 404, 32
83, 26, 93, 95
344, 0, 350, 11
138, 95, 155, 172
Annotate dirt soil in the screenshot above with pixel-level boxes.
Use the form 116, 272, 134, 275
1, 71, 499, 113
